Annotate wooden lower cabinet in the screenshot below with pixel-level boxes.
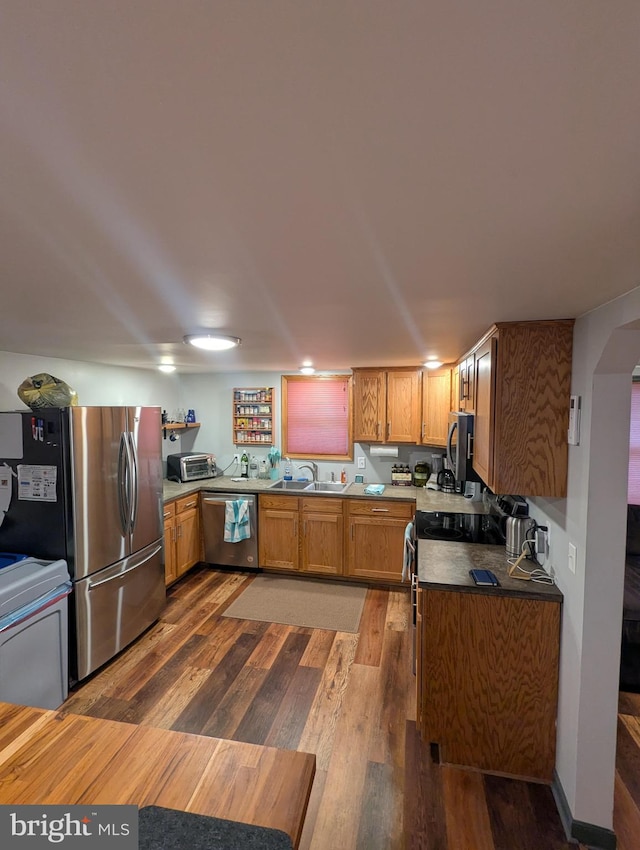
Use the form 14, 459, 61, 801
301, 498, 343, 575
163, 494, 202, 586
345, 499, 414, 583
259, 494, 414, 583
417, 586, 561, 781
258, 495, 300, 570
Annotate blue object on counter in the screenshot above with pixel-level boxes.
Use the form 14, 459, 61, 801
364, 484, 385, 496
0, 553, 29, 571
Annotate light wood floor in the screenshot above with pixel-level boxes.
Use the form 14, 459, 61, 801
64, 566, 602, 849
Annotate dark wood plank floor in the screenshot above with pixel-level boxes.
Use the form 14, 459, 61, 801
64, 566, 616, 849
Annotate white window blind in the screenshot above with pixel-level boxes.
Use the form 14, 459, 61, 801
283, 375, 352, 459
629, 381, 640, 504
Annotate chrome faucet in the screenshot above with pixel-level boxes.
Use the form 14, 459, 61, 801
298, 461, 319, 482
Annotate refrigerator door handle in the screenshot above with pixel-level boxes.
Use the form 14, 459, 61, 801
117, 432, 130, 535
127, 430, 139, 533
87, 543, 163, 589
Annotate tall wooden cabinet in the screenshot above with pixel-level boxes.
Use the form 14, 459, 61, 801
352, 368, 422, 443
468, 320, 574, 497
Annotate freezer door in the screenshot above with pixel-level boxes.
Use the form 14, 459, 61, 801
70, 407, 129, 579
127, 407, 163, 554
73, 538, 165, 680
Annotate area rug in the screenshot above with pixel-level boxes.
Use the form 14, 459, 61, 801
222, 575, 367, 632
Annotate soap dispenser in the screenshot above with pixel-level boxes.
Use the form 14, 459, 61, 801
283, 457, 293, 481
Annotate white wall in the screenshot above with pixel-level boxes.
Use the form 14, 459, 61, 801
529, 289, 640, 831
0, 349, 183, 464
181, 371, 443, 482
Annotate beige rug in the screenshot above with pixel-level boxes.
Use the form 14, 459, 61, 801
222, 575, 367, 632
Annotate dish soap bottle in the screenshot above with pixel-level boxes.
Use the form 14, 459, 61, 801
240, 450, 249, 478
283, 458, 293, 481
340, 467, 347, 484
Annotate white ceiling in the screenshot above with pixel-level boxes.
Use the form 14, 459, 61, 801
1, 1, 640, 373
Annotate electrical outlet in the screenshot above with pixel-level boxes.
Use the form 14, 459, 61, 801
357, 456, 366, 469
233, 453, 240, 463
568, 542, 577, 574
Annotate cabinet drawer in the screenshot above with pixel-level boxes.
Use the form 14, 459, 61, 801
176, 493, 199, 514
348, 499, 414, 519
162, 501, 176, 520
260, 494, 300, 510
301, 497, 343, 513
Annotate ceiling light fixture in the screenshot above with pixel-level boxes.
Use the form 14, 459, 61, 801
183, 333, 241, 351
158, 364, 176, 373
423, 359, 443, 370
300, 366, 315, 375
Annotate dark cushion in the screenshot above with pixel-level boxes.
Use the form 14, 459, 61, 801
627, 505, 640, 555
139, 806, 293, 850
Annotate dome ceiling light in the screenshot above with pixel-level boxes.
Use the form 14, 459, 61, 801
183, 333, 241, 351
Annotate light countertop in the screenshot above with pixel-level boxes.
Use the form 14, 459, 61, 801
163, 476, 486, 513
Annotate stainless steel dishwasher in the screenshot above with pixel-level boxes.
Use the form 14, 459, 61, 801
200, 492, 259, 569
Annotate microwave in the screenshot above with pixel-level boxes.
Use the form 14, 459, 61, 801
446, 412, 479, 483
167, 452, 216, 482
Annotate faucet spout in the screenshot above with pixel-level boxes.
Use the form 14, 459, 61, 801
298, 461, 319, 482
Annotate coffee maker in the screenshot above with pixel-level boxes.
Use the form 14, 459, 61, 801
427, 454, 444, 490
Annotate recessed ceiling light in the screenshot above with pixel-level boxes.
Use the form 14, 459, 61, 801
184, 333, 241, 351
423, 359, 443, 370
158, 364, 176, 373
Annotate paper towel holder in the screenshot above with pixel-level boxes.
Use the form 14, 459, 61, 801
370, 445, 399, 458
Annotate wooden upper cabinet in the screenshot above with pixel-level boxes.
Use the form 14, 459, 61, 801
420, 367, 452, 447
353, 368, 422, 443
352, 370, 386, 442
386, 370, 422, 442
471, 320, 574, 497
472, 337, 495, 488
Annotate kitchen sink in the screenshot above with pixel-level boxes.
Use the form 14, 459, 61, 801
268, 480, 312, 490
268, 479, 350, 494
304, 481, 350, 493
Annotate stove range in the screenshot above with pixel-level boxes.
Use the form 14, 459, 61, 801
413, 510, 505, 546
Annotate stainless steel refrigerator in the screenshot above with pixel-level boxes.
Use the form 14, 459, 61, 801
0, 406, 165, 681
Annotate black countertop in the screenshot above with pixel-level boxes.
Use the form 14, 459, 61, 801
417, 539, 563, 603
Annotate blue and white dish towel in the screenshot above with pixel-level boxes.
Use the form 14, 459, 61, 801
224, 499, 251, 543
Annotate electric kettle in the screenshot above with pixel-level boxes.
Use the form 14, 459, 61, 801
505, 516, 536, 558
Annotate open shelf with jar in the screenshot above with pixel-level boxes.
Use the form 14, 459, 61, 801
233, 387, 274, 445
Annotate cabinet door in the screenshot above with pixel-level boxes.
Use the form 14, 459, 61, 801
163, 517, 177, 586
472, 336, 496, 488
421, 368, 452, 446
420, 588, 560, 781
175, 507, 200, 577
386, 370, 422, 443
353, 370, 386, 442
301, 510, 344, 575
259, 508, 300, 570
347, 515, 408, 582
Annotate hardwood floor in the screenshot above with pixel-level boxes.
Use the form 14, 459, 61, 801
65, 566, 595, 849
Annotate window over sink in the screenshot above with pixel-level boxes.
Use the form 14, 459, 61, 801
282, 374, 352, 461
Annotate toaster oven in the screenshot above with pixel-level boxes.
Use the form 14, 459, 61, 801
167, 452, 216, 482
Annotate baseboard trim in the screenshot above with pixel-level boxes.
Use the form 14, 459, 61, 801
552, 771, 617, 850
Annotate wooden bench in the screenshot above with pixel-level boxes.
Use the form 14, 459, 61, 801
0, 701, 315, 848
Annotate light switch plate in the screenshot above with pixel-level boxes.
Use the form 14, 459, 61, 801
568, 542, 577, 574
357, 456, 366, 469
